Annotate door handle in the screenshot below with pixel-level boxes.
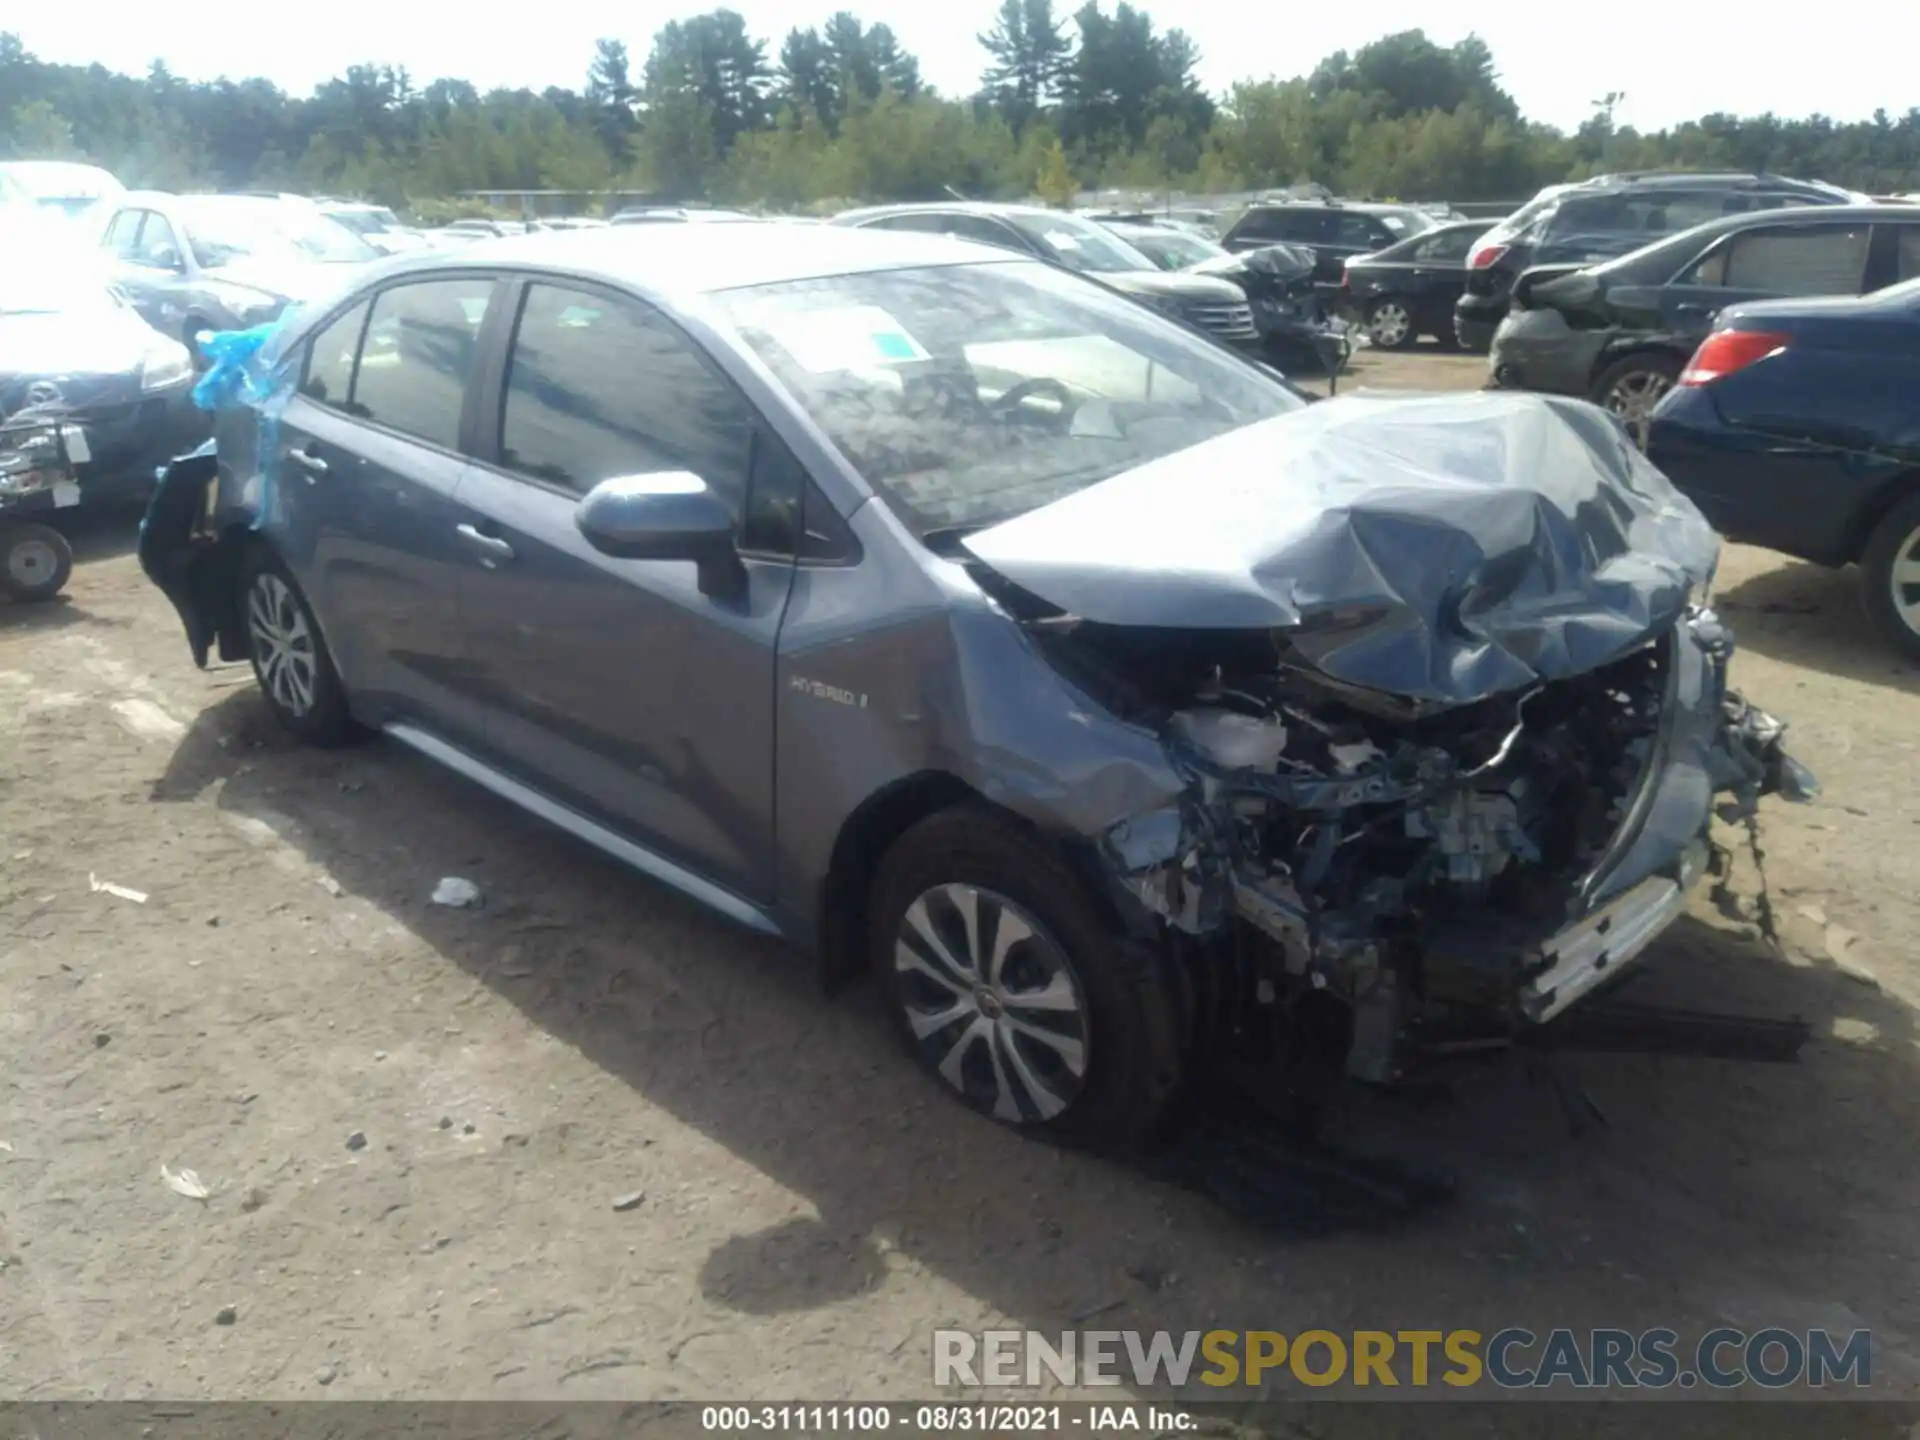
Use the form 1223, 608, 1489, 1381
287, 446, 328, 478
456, 523, 516, 566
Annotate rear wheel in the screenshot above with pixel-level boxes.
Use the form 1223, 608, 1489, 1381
1591, 353, 1682, 449
1861, 490, 1920, 662
1366, 298, 1414, 350
869, 807, 1185, 1155
0, 521, 74, 602
239, 549, 359, 745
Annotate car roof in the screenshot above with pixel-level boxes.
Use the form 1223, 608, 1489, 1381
1566, 171, 1854, 197
835, 201, 1077, 225
369, 223, 1012, 297
1241, 200, 1424, 216
0, 160, 123, 198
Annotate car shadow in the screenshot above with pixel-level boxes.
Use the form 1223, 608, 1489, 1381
1716, 557, 1920, 696
150, 689, 1920, 1391
0, 593, 126, 633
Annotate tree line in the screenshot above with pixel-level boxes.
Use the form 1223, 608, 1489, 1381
4, 9, 1919, 219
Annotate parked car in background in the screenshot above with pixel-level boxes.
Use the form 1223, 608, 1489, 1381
1490, 205, 1920, 442
1649, 279, 1920, 657
436, 217, 549, 244
833, 203, 1260, 353
320, 201, 431, 254
1099, 220, 1349, 372
1337, 219, 1495, 349
138, 223, 1805, 1151
1455, 172, 1864, 352
93, 193, 382, 359
1219, 201, 1438, 293
0, 240, 201, 512
542, 216, 611, 230
609, 206, 758, 226
0, 161, 125, 221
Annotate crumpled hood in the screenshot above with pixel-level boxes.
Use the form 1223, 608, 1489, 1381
962, 390, 1721, 706
1189, 243, 1317, 284
0, 306, 164, 380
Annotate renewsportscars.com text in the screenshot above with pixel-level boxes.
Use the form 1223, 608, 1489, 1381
933, 1327, 1872, 1390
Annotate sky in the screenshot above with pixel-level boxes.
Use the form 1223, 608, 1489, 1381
8, 0, 1912, 135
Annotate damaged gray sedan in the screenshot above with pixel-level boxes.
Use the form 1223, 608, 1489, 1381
140, 225, 1810, 1153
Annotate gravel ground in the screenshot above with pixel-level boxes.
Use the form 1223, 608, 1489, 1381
4, 346, 1920, 1410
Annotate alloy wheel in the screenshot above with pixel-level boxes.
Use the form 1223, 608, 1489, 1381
246, 572, 318, 718
1368, 302, 1411, 348
5, 536, 61, 591
893, 882, 1090, 1124
1886, 523, 1920, 641
1602, 368, 1673, 447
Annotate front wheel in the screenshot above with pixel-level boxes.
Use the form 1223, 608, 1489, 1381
1591, 353, 1682, 449
0, 521, 74, 602
868, 807, 1185, 1155
1365, 298, 1415, 350
239, 549, 360, 745
1861, 490, 1920, 662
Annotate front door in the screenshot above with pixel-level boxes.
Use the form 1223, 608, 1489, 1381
280, 273, 505, 743
453, 278, 797, 902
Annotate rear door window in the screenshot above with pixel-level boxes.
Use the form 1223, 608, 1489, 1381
1893, 225, 1920, 283
1235, 208, 1326, 243
131, 211, 183, 269
1332, 213, 1385, 249
1419, 227, 1480, 262
352, 277, 497, 450
1715, 225, 1873, 295
942, 213, 1028, 254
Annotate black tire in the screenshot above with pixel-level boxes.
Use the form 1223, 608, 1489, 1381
1365, 298, 1416, 351
868, 806, 1185, 1155
238, 547, 360, 745
1860, 488, 1920, 662
0, 521, 74, 603
1589, 352, 1683, 449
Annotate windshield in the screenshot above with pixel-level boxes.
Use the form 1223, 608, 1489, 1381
1377, 210, 1435, 239
179, 198, 381, 267
1116, 227, 1222, 271
326, 207, 400, 235
713, 260, 1302, 537
1002, 212, 1156, 275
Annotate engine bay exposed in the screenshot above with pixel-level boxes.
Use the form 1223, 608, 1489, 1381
1018, 606, 1686, 1079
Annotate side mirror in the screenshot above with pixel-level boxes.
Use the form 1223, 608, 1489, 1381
574, 471, 745, 599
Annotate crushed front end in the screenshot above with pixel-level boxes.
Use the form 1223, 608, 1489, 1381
956, 391, 1820, 1089
1094, 607, 1812, 1083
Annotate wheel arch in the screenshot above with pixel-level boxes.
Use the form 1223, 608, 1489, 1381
1586, 342, 1688, 400
1842, 467, 1920, 565
814, 771, 1135, 992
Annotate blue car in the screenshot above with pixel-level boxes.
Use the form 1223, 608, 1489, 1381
1647, 278, 1920, 658
136, 225, 1810, 1150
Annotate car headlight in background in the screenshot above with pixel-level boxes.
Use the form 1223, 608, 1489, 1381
140, 341, 194, 391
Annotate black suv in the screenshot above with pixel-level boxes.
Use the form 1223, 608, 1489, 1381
1454, 172, 1862, 351
1220, 201, 1438, 293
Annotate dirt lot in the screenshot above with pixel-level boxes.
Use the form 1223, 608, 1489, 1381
5, 345, 1920, 1406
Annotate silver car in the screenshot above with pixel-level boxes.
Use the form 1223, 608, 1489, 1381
139, 225, 1809, 1153
94, 193, 381, 357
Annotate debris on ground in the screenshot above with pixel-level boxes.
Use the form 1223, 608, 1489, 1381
431, 877, 482, 908
159, 1164, 211, 1201
88, 874, 148, 904
345, 1130, 368, 1152
318, 876, 343, 897
215, 1305, 237, 1326
611, 1191, 645, 1212
315, 1362, 339, 1386
93, 1032, 110, 1048
240, 1187, 268, 1213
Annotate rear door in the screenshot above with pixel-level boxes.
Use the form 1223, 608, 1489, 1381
1646, 221, 1874, 343
453, 277, 799, 901
280, 272, 504, 742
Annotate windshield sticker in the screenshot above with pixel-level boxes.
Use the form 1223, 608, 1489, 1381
764, 305, 931, 373
1046, 232, 1082, 250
